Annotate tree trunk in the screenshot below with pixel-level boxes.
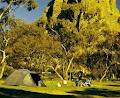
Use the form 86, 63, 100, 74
0, 50, 6, 79
0, 62, 6, 79
100, 66, 110, 82
65, 57, 73, 80
100, 51, 110, 82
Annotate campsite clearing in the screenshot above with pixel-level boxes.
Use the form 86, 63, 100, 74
0, 80, 120, 98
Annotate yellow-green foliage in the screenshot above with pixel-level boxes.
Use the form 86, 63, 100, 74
81, 0, 99, 14
6, 0, 119, 79
51, 0, 63, 23
43, 0, 120, 33
38, 0, 120, 55
37, 0, 120, 62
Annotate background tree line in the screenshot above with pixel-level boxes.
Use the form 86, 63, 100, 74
0, 0, 120, 81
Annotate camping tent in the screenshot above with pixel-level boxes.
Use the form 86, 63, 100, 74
5, 69, 45, 86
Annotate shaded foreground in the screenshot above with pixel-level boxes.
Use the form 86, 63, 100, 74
0, 87, 120, 98
0, 81, 120, 98
67, 88, 120, 98
0, 88, 75, 98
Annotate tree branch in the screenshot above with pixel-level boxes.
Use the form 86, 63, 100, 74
50, 65, 64, 80
0, 0, 14, 21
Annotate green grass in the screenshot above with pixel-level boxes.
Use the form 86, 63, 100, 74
0, 79, 120, 98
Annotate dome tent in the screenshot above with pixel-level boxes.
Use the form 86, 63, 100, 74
5, 69, 45, 86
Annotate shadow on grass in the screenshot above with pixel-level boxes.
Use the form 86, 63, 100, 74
67, 88, 120, 98
0, 87, 120, 98
0, 88, 75, 98
108, 85, 120, 87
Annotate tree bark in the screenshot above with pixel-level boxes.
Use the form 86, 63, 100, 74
100, 51, 110, 82
0, 50, 6, 79
65, 57, 73, 80
100, 66, 110, 82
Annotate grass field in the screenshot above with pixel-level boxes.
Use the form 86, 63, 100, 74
0, 79, 120, 98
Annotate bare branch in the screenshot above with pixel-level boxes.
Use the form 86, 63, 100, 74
50, 65, 64, 80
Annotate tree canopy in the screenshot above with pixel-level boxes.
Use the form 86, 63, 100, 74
0, 0, 120, 81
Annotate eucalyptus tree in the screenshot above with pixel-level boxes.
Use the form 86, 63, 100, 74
0, 0, 38, 79
37, 0, 120, 81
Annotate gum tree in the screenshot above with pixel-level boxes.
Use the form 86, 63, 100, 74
0, 0, 38, 79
